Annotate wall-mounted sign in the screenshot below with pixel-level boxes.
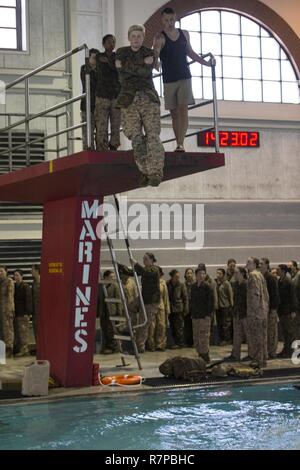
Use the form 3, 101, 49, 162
197, 131, 260, 148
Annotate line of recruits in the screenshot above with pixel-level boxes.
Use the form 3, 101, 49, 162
80, 7, 213, 187
0, 265, 40, 358
98, 256, 300, 368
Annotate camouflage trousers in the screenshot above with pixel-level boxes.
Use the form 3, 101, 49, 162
267, 310, 279, 356
147, 307, 167, 350
216, 307, 233, 343
192, 317, 211, 355
81, 111, 96, 150
14, 315, 30, 354
135, 303, 159, 352
121, 91, 165, 178
247, 315, 268, 367
231, 317, 250, 360
0, 312, 14, 350
94, 97, 121, 151
279, 314, 297, 355
169, 312, 185, 347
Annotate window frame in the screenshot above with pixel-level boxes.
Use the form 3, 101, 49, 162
153, 9, 299, 105
0, 0, 25, 52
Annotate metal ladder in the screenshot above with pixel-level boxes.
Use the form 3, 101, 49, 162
100, 195, 148, 371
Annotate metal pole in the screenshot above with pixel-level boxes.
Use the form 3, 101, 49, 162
25, 78, 30, 166
8, 115, 13, 172
84, 46, 92, 150
211, 56, 220, 153
56, 115, 60, 158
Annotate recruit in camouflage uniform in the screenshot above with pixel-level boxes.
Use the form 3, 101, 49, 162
231, 278, 249, 361
148, 277, 170, 351
167, 279, 189, 347
118, 261, 161, 352
95, 39, 121, 151
0, 271, 15, 357
116, 31, 165, 187
247, 269, 269, 367
14, 277, 33, 356
190, 271, 215, 363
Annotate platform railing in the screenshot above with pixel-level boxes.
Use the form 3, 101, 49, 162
0, 45, 220, 173
0, 43, 91, 170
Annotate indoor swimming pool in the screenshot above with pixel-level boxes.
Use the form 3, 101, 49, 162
0, 383, 300, 450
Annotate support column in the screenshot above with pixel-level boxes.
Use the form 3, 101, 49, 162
37, 196, 103, 387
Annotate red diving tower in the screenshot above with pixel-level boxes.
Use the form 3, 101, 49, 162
0, 45, 224, 388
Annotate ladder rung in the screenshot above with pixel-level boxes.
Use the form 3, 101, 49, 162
98, 280, 118, 285
105, 298, 122, 304
110, 316, 127, 322
114, 335, 132, 341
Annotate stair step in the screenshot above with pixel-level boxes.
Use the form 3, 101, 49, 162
110, 316, 127, 322
105, 298, 122, 304
114, 335, 132, 341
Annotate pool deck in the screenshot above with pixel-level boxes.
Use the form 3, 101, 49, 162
1, 343, 300, 405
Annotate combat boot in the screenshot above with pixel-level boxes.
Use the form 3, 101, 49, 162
148, 174, 162, 187
139, 174, 149, 187
199, 353, 211, 364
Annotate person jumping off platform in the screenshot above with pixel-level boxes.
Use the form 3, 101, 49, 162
116, 24, 165, 187
153, 7, 213, 152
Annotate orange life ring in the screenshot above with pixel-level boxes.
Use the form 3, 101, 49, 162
100, 374, 142, 386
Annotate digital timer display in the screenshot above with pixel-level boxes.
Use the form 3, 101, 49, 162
197, 131, 260, 148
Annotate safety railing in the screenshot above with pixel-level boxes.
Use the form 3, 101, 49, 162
0, 44, 92, 170
0, 45, 221, 174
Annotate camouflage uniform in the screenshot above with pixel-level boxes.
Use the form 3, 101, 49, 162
216, 279, 234, 344
14, 281, 32, 355
118, 262, 161, 352
80, 64, 97, 150
0, 277, 15, 353
231, 279, 249, 360
167, 280, 188, 347
31, 278, 40, 341
95, 52, 121, 151
205, 274, 219, 345
190, 281, 214, 360
148, 278, 170, 350
193, 317, 211, 357
116, 46, 165, 179
247, 270, 269, 367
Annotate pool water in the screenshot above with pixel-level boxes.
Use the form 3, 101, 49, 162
0, 383, 300, 450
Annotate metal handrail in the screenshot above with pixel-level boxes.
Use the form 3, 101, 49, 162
0, 95, 85, 136
0, 45, 220, 171
5, 45, 87, 90
0, 43, 91, 168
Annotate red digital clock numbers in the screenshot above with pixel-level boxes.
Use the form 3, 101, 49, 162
197, 131, 260, 148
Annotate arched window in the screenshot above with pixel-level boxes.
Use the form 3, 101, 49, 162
0, 0, 27, 51
154, 10, 299, 104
